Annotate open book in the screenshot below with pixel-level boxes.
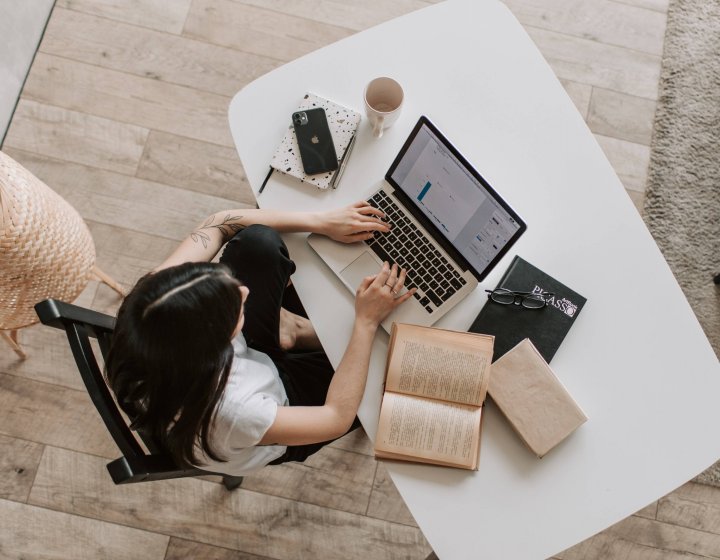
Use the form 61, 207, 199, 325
374, 323, 494, 470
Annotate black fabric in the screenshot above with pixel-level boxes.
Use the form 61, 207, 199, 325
219, 225, 357, 464
220, 224, 297, 352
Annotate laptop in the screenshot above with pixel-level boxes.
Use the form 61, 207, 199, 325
308, 116, 527, 332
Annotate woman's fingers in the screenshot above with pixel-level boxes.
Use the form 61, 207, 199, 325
364, 262, 416, 303
354, 213, 388, 232
394, 289, 416, 305
395, 267, 407, 289
352, 200, 386, 220
337, 202, 389, 237
389, 268, 415, 302
357, 274, 376, 294
372, 261, 392, 288
355, 261, 415, 327
358, 206, 385, 219
386, 263, 399, 287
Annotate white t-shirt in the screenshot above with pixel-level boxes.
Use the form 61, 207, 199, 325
197, 334, 288, 476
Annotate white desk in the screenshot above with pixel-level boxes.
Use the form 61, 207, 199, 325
228, 1, 720, 558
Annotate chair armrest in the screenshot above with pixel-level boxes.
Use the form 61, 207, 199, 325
35, 299, 116, 333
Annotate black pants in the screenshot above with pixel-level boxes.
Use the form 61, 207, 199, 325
219, 225, 358, 463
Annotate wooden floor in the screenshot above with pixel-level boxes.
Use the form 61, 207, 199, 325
2, 0, 720, 558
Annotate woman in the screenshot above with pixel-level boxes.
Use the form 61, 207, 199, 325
106, 201, 415, 475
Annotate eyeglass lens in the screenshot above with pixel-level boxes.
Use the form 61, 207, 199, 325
489, 289, 547, 309
521, 294, 546, 309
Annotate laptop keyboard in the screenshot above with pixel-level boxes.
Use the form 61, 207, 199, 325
366, 191, 467, 314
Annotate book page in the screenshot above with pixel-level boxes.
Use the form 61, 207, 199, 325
386, 323, 493, 407
374, 392, 481, 469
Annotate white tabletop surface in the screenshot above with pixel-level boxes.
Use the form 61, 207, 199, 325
228, 1, 720, 558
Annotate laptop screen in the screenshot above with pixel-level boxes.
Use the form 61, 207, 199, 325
386, 117, 526, 281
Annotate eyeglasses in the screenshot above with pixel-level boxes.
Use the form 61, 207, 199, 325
485, 288, 554, 309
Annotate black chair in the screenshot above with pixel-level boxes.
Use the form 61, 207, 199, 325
34, 298, 243, 490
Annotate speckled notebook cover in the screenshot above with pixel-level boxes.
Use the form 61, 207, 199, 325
270, 93, 361, 190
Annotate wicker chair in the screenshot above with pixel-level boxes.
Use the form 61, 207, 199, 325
0, 150, 124, 359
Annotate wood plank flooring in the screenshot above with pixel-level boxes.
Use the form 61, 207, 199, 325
2, 0, 719, 558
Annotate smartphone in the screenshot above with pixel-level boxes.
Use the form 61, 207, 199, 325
292, 108, 338, 175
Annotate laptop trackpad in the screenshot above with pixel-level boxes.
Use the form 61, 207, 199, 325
340, 251, 381, 291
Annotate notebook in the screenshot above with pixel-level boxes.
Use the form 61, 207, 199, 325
469, 255, 587, 362
269, 93, 361, 190
308, 116, 527, 333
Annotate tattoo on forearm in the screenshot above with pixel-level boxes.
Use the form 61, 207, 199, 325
190, 214, 245, 248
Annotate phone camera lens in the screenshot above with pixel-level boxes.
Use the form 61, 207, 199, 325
293, 111, 308, 126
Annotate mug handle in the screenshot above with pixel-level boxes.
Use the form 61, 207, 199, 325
372, 116, 385, 138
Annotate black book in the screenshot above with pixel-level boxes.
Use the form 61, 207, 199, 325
469, 256, 587, 363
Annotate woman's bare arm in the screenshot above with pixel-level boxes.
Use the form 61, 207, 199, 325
260, 263, 415, 445
155, 201, 389, 272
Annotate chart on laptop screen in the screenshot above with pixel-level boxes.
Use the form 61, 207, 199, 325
390, 122, 522, 273
403, 140, 486, 238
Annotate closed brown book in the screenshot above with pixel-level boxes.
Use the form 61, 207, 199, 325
488, 338, 587, 458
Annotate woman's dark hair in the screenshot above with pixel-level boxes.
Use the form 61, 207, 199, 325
105, 262, 243, 467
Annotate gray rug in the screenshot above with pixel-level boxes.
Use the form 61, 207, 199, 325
642, 0, 720, 486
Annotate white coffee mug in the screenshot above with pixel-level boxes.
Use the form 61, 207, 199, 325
364, 77, 404, 138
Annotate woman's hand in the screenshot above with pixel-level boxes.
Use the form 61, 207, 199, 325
354, 262, 416, 328
261, 261, 415, 447
316, 201, 390, 243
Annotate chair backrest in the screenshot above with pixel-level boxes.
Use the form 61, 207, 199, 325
34, 298, 210, 485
